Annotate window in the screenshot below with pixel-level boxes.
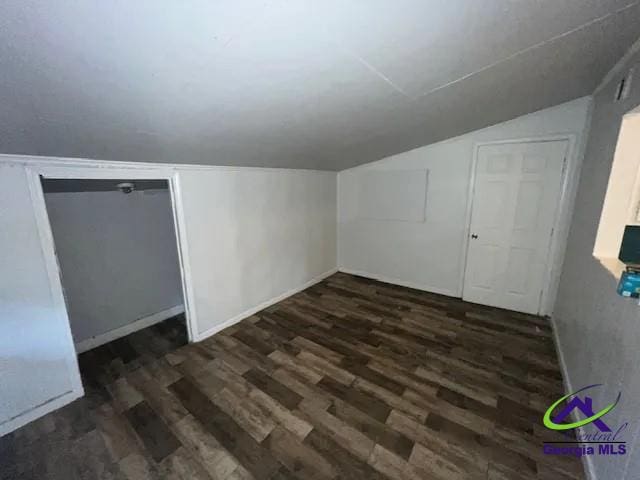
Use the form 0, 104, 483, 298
594, 107, 640, 277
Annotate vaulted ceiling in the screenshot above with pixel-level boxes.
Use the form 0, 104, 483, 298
1, 1, 639, 170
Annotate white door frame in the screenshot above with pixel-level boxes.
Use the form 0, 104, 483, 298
0, 158, 199, 436
459, 134, 580, 316
25, 163, 198, 345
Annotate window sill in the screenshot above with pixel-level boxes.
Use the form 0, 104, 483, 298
596, 256, 626, 279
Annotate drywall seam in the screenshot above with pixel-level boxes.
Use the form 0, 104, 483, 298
74, 305, 185, 353
342, 47, 412, 98
193, 268, 339, 342
417, 2, 640, 99
338, 268, 458, 298
550, 316, 597, 480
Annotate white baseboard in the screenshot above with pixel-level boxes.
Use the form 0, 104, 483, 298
193, 268, 338, 342
75, 305, 185, 353
550, 316, 597, 480
337, 267, 458, 298
0, 387, 83, 437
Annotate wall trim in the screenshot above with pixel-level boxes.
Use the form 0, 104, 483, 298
0, 389, 82, 438
0, 153, 333, 174
168, 173, 199, 343
10, 162, 195, 436
75, 305, 185, 353
194, 268, 338, 342
550, 316, 597, 480
25, 163, 198, 344
18, 166, 85, 433
338, 267, 458, 298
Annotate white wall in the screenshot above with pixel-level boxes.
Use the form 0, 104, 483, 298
554, 45, 640, 480
0, 158, 337, 435
178, 168, 337, 338
0, 163, 80, 432
44, 188, 183, 344
338, 97, 592, 306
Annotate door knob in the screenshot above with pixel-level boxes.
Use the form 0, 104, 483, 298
471, 234, 478, 239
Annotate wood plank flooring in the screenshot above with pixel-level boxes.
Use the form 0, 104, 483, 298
1, 273, 584, 480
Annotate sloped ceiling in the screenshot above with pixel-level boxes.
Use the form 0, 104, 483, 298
1, 1, 639, 171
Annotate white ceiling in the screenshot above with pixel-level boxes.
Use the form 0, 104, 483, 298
1, 1, 639, 170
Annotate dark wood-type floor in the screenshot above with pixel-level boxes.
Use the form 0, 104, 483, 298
1, 273, 584, 480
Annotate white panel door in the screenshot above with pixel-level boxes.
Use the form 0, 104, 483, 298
462, 140, 567, 314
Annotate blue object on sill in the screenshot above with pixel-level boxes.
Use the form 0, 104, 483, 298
617, 270, 640, 297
